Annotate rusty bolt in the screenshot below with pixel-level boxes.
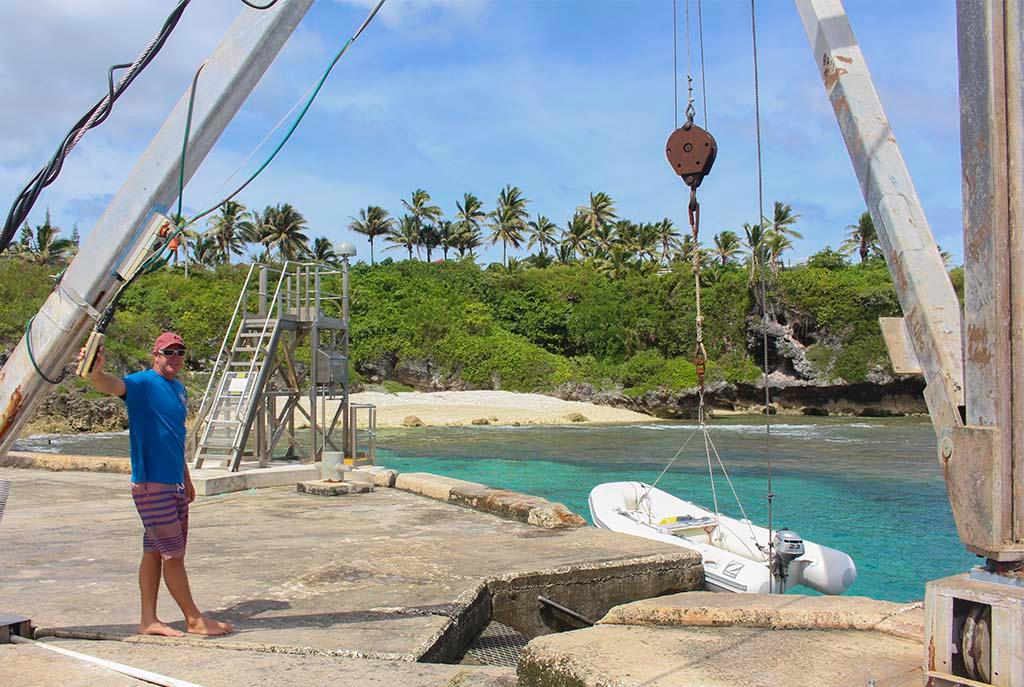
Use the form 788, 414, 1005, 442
940, 436, 954, 460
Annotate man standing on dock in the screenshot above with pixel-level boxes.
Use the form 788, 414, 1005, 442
82, 332, 233, 637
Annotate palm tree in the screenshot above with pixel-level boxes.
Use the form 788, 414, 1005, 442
348, 205, 393, 265
675, 234, 703, 268
654, 218, 680, 265
206, 200, 247, 265
561, 213, 590, 261
841, 211, 880, 264
29, 211, 76, 265
743, 222, 770, 285
240, 206, 274, 260
627, 221, 661, 265
190, 235, 220, 269
595, 244, 634, 280
713, 230, 742, 267
455, 192, 486, 240
587, 222, 617, 261
576, 192, 618, 238
386, 215, 419, 260
765, 231, 793, 273
437, 220, 456, 260
419, 223, 441, 262
402, 189, 442, 248
488, 185, 529, 266
260, 203, 310, 261
311, 237, 338, 264
763, 201, 803, 241
527, 214, 558, 257
453, 224, 484, 258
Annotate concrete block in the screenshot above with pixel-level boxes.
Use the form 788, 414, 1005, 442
394, 472, 484, 502
449, 485, 585, 529
192, 463, 319, 496
517, 624, 923, 687
599, 591, 918, 635
297, 480, 373, 496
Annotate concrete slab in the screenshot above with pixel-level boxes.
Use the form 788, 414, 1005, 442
296, 480, 373, 496
600, 591, 925, 641
518, 624, 923, 687
1, 639, 517, 687
191, 462, 319, 496
0, 467, 701, 665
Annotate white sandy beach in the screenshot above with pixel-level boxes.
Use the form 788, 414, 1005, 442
300, 390, 651, 429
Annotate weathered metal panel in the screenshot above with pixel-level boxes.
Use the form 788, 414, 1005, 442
957, 0, 1024, 550
879, 317, 923, 375
1006, 0, 1024, 557
796, 0, 965, 438
0, 1, 314, 456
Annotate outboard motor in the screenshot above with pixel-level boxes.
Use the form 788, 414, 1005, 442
769, 529, 805, 592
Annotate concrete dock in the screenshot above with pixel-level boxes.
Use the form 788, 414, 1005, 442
0, 464, 928, 686
0, 466, 701, 685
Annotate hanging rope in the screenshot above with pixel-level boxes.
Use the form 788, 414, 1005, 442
749, 0, 776, 578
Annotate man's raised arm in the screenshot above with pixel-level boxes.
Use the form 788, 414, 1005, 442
80, 346, 126, 398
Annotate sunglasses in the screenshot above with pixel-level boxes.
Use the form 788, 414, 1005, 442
156, 348, 187, 357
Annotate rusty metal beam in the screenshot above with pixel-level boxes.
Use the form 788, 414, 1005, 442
795, 0, 965, 437
955, 0, 1024, 559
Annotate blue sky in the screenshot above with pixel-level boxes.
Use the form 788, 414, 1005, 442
0, 0, 962, 265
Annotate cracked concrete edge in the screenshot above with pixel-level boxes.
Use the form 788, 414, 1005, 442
598, 595, 925, 642
33, 627, 418, 662
418, 583, 493, 663
488, 552, 703, 591
393, 472, 588, 530
0, 452, 130, 473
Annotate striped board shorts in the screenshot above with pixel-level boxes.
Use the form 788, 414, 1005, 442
131, 482, 189, 559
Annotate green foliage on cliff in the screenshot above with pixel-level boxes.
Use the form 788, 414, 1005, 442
0, 256, 912, 393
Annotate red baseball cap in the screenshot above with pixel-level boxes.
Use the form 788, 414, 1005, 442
153, 332, 185, 352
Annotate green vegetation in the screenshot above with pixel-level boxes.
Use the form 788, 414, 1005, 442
0, 194, 953, 396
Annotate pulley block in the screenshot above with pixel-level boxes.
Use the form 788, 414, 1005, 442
665, 122, 717, 189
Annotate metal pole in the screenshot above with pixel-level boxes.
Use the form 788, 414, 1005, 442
342, 256, 351, 458
0, 0, 315, 454
795, 0, 965, 436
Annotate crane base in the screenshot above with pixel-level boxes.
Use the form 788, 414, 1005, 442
925, 573, 1024, 686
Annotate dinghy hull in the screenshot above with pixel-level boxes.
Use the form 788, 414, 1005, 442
589, 481, 856, 595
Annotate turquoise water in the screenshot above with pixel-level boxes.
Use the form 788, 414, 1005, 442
374, 418, 977, 602
16, 417, 978, 601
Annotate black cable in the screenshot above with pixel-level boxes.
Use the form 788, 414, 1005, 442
240, 0, 281, 8
1, 0, 191, 254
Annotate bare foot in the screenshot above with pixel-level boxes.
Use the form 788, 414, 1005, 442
137, 620, 184, 637
186, 615, 234, 636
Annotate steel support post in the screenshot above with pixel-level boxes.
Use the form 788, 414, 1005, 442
342, 256, 351, 458
0, 0, 315, 455
795, 0, 965, 436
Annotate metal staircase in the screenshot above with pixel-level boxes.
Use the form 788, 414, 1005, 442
193, 315, 282, 470
189, 261, 352, 471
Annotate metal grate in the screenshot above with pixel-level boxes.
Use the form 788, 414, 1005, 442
460, 621, 529, 667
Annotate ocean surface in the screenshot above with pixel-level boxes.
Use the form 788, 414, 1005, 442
14, 417, 977, 602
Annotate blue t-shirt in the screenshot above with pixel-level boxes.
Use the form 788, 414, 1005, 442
122, 369, 188, 484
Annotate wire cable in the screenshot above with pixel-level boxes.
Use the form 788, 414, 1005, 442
1, 0, 192, 254
673, 0, 678, 129
698, 0, 708, 129
177, 61, 208, 221
240, 0, 281, 8
185, 0, 387, 227
749, 0, 775, 576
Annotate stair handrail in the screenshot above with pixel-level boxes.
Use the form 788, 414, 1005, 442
236, 262, 293, 420
189, 262, 258, 458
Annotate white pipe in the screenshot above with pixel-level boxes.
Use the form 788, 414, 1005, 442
10, 635, 204, 687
